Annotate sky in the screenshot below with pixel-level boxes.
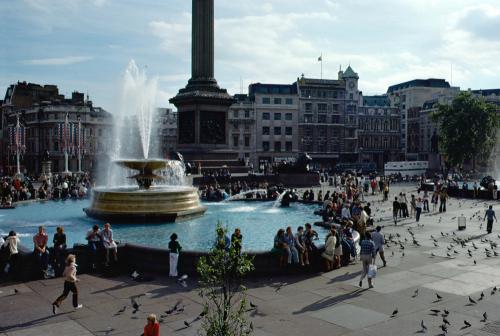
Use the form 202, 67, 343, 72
1, 0, 500, 113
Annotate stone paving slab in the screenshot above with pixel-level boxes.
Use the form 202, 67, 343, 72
308, 303, 389, 330
4, 321, 93, 336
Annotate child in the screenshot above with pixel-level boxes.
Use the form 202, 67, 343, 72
168, 233, 181, 277
144, 314, 160, 336
52, 254, 82, 314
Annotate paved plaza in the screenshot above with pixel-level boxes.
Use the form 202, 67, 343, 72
3, 184, 500, 335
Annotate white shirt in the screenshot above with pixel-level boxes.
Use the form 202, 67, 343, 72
341, 207, 351, 219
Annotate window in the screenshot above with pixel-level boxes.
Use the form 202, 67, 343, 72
332, 115, 340, 124
262, 97, 270, 104
262, 112, 270, 120
274, 113, 282, 120
285, 98, 293, 105
332, 104, 338, 112
318, 103, 327, 113
233, 135, 239, 147
285, 127, 292, 136
304, 114, 313, 123
274, 98, 282, 104
285, 141, 293, 152
98, 129, 102, 136
274, 127, 281, 135
285, 113, 293, 120
262, 127, 270, 135
233, 110, 239, 118
244, 110, 250, 118
274, 141, 281, 152
349, 93, 353, 100
262, 141, 270, 151
305, 103, 312, 113
244, 135, 250, 147
318, 114, 327, 123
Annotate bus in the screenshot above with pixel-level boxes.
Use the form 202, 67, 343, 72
384, 161, 428, 177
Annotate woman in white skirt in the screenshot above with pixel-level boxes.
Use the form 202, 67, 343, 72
101, 223, 118, 266
168, 233, 182, 277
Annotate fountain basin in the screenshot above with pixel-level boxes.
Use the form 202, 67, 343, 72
83, 186, 206, 223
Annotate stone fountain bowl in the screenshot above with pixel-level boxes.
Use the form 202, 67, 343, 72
115, 159, 170, 171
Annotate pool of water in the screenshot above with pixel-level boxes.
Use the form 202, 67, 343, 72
0, 200, 324, 252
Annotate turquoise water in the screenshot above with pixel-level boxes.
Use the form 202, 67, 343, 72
0, 200, 323, 251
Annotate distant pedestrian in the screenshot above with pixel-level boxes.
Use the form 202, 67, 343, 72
392, 197, 400, 225
439, 189, 448, 213
359, 232, 376, 288
415, 198, 423, 223
52, 254, 82, 314
484, 205, 497, 234
168, 233, 181, 277
371, 226, 386, 267
144, 313, 160, 336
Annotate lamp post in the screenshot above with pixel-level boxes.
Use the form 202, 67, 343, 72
63, 113, 70, 174
15, 112, 21, 176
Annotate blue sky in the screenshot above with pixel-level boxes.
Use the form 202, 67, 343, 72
1, 0, 500, 112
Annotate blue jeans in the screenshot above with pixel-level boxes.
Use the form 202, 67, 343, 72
34, 249, 50, 271
88, 241, 102, 265
286, 246, 299, 264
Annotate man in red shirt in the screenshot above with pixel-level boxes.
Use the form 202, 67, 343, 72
33, 225, 50, 278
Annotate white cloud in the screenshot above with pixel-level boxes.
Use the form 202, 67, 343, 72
22, 56, 93, 65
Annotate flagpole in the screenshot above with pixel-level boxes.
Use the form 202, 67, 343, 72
15, 112, 21, 176
320, 53, 323, 79
77, 116, 82, 173
64, 113, 70, 174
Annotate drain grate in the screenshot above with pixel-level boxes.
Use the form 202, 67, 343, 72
481, 321, 500, 335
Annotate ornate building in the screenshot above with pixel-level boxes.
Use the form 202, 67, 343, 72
228, 94, 255, 163
297, 66, 360, 168
0, 81, 112, 175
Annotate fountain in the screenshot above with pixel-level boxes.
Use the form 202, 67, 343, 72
83, 61, 206, 223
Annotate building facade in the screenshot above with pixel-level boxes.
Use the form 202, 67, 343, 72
387, 79, 457, 160
297, 66, 360, 168
1, 82, 113, 175
249, 83, 300, 168
228, 94, 256, 163
155, 108, 178, 158
358, 95, 402, 169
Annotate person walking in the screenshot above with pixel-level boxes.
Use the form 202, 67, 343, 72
415, 197, 423, 223
392, 197, 400, 225
359, 232, 376, 288
52, 254, 82, 314
168, 233, 181, 277
484, 205, 497, 234
371, 226, 386, 267
439, 188, 448, 213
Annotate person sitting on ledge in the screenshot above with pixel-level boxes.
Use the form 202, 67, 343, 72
53, 226, 67, 277
303, 223, 318, 255
86, 225, 102, 270
215, 227, 230, 252
294, 226, 308, 266
231, 228, 242, 255
33, 225, 50, 279
285, 226, 298, 265
271, 228, 288, 268
321, 227, 337, 271
101, 223, 118, 266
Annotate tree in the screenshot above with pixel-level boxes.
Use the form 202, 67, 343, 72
197, 224, 255, 336
431, 92, 499, 172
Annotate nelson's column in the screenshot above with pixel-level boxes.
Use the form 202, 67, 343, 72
170, 0, 234, 156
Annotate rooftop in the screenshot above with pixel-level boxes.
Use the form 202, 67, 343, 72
387, 78, 451, 94
363, 95, 391, 107
248, 83, 298, 96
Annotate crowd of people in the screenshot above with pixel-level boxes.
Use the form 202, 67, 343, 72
0, 173, 94, 206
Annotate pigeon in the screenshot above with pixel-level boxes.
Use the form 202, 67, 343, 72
131, 298, 140, 314
413, 289, 419, 298
14, 289, 19, 294
479, 292, 485, 300
482, 312, 488, 322
116, 306, 126, 314
250, 302, 258, 309
391, 308, 398, 317
474, 260, 477, 265
431, 252, 436, 257
184, 321, 191, 327
436, 293, 443, 300
463, 320, 471, 328
446, 252, 451, 257
468, 296, 477, 304
430, 309, 440, 314
420, 320, 427, 332
178, 274, 188, 281
443, 317, 450, 325
440, 324, 448, 334
443, 309, 450, 315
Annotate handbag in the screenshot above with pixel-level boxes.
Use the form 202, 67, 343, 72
367, 264, 377, 278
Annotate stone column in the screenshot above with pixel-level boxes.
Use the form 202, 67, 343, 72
192, 0, 214, 80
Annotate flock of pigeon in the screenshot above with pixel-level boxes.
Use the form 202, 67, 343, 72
374, 197, 500, 335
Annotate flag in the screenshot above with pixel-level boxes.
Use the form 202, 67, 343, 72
318, 55, 322, 62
